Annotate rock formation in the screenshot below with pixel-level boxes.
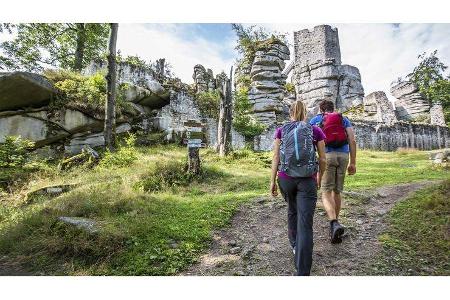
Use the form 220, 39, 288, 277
247, 39, 290, 126
291, 25, 364, 117
193, 64, 216, 93
0, 72, 56, 111
430, 103, 446, 126
362, 91, 397, 125
391, 81, 430, 121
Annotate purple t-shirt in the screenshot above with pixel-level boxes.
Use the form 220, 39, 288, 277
274, 125, 325, 179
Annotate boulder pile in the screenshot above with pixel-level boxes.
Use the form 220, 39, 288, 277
362, 91, 397, 125
0, 63, 170, 155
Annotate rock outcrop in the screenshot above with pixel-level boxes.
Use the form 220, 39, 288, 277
247, 40, 290, 126
0, 72, 56, 111
363, 91, 397, 125
292, 25, 364, 117
430, 103, 446, 126
391, 81, 430, 121
193, 64, 216, 93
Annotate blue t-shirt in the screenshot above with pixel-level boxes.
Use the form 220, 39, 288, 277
309, 114, 352, 153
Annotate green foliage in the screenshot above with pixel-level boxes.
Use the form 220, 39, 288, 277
232, 87, 266, 138
285, 82, 295, 93
371, 180, 450, 275
0, 136, 35, 168
44, 69, 131, 116
407, 50, 450, 124
136, 159, 225, 192
98, 134, 138, 169
195, 90, 221, 119
0, 23, 109, 71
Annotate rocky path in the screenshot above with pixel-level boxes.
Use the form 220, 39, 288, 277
182, 181, 434, 276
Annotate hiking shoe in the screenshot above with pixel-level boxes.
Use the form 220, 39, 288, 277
330, 221, 344, 244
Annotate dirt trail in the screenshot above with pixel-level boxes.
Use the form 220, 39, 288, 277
182, 181, 434, 276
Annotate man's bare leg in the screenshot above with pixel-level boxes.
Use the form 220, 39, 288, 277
333, 191, 342, 219
322, 190, 337, 220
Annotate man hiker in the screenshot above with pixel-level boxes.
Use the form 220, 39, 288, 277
309, 100, 357, 244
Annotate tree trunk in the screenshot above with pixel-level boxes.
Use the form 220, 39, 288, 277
188, 147, 201, 175
104, 23, 118, 151
73, 23, 86, 71
218, 67, 233, 156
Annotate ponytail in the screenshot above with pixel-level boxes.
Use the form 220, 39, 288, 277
290, 100, 306, 122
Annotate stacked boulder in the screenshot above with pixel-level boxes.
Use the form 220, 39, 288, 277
292, 25, 364, 117
390, 81, 430, 121
192, 64, 216, 93
362, 91, 397, 125
248, 40, 290, 126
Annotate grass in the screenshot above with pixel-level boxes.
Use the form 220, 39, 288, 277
0, 146, 448, 275
369, 180, 450, 275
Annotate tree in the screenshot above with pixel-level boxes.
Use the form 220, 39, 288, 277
104, 23, 119, 151
407, 50, 448, 104
408, 50, 450, 125
0, 23, 109, 72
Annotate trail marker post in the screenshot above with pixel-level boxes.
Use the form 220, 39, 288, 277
184, 120, 205, 175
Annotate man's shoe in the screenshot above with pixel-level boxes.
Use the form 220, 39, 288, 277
330, 221, 344, 244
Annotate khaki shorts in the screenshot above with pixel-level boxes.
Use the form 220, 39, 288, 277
322, 152, 349, 193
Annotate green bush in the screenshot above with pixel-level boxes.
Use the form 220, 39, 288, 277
137, 160, 225, 192
0, 136, 35, 168
98, 134, 138, 169
195, 90, 221, 119
232, 87, 266, 138
44, 69, 131, 116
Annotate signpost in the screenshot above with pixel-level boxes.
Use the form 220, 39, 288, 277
184, 120, 205, 174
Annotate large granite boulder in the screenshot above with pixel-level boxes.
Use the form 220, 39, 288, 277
363, 91, 397, 125
391, 81, 430, 121
0, 110, 70, 147
248, 40, 290, 126
430, 103, 446, 126
121, 82, 169, 109
0, 72, 56, 111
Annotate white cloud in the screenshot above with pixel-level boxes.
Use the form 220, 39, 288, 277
116, 24, 235, 83
265, 23, 450, 100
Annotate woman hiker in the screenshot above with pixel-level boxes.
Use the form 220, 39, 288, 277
270, 100, 327, 276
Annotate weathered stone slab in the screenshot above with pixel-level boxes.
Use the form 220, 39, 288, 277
0, 111, 69, 146
58, 217, 98, 233
0, 72, 56, 111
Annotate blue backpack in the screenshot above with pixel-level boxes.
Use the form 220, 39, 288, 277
279, 121, 318, 177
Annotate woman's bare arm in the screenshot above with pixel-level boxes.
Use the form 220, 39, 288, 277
270, 139, 281, 196
316, 140, 326, 188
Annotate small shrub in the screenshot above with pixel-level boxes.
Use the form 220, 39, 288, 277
0, 136, 35, 168
98, 134, 138, 169
232, 87, 266, 138
137, 160, 225, 192
285, 82, 295, 93
44, 69, 131, 116
195, 90, 221, 119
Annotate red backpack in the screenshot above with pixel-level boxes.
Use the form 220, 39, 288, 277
320, 112, 348, 148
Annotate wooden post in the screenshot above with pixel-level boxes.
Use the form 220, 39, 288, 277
104, 23, 118, 151
184, 120, 204, 175
218, 66, 233, 156
188, 147, 201, 175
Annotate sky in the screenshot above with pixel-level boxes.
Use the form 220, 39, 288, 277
1, 23, 449, 100
115, 23, 450, 100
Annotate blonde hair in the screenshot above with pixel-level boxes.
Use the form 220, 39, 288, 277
290, 100, 306, 122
